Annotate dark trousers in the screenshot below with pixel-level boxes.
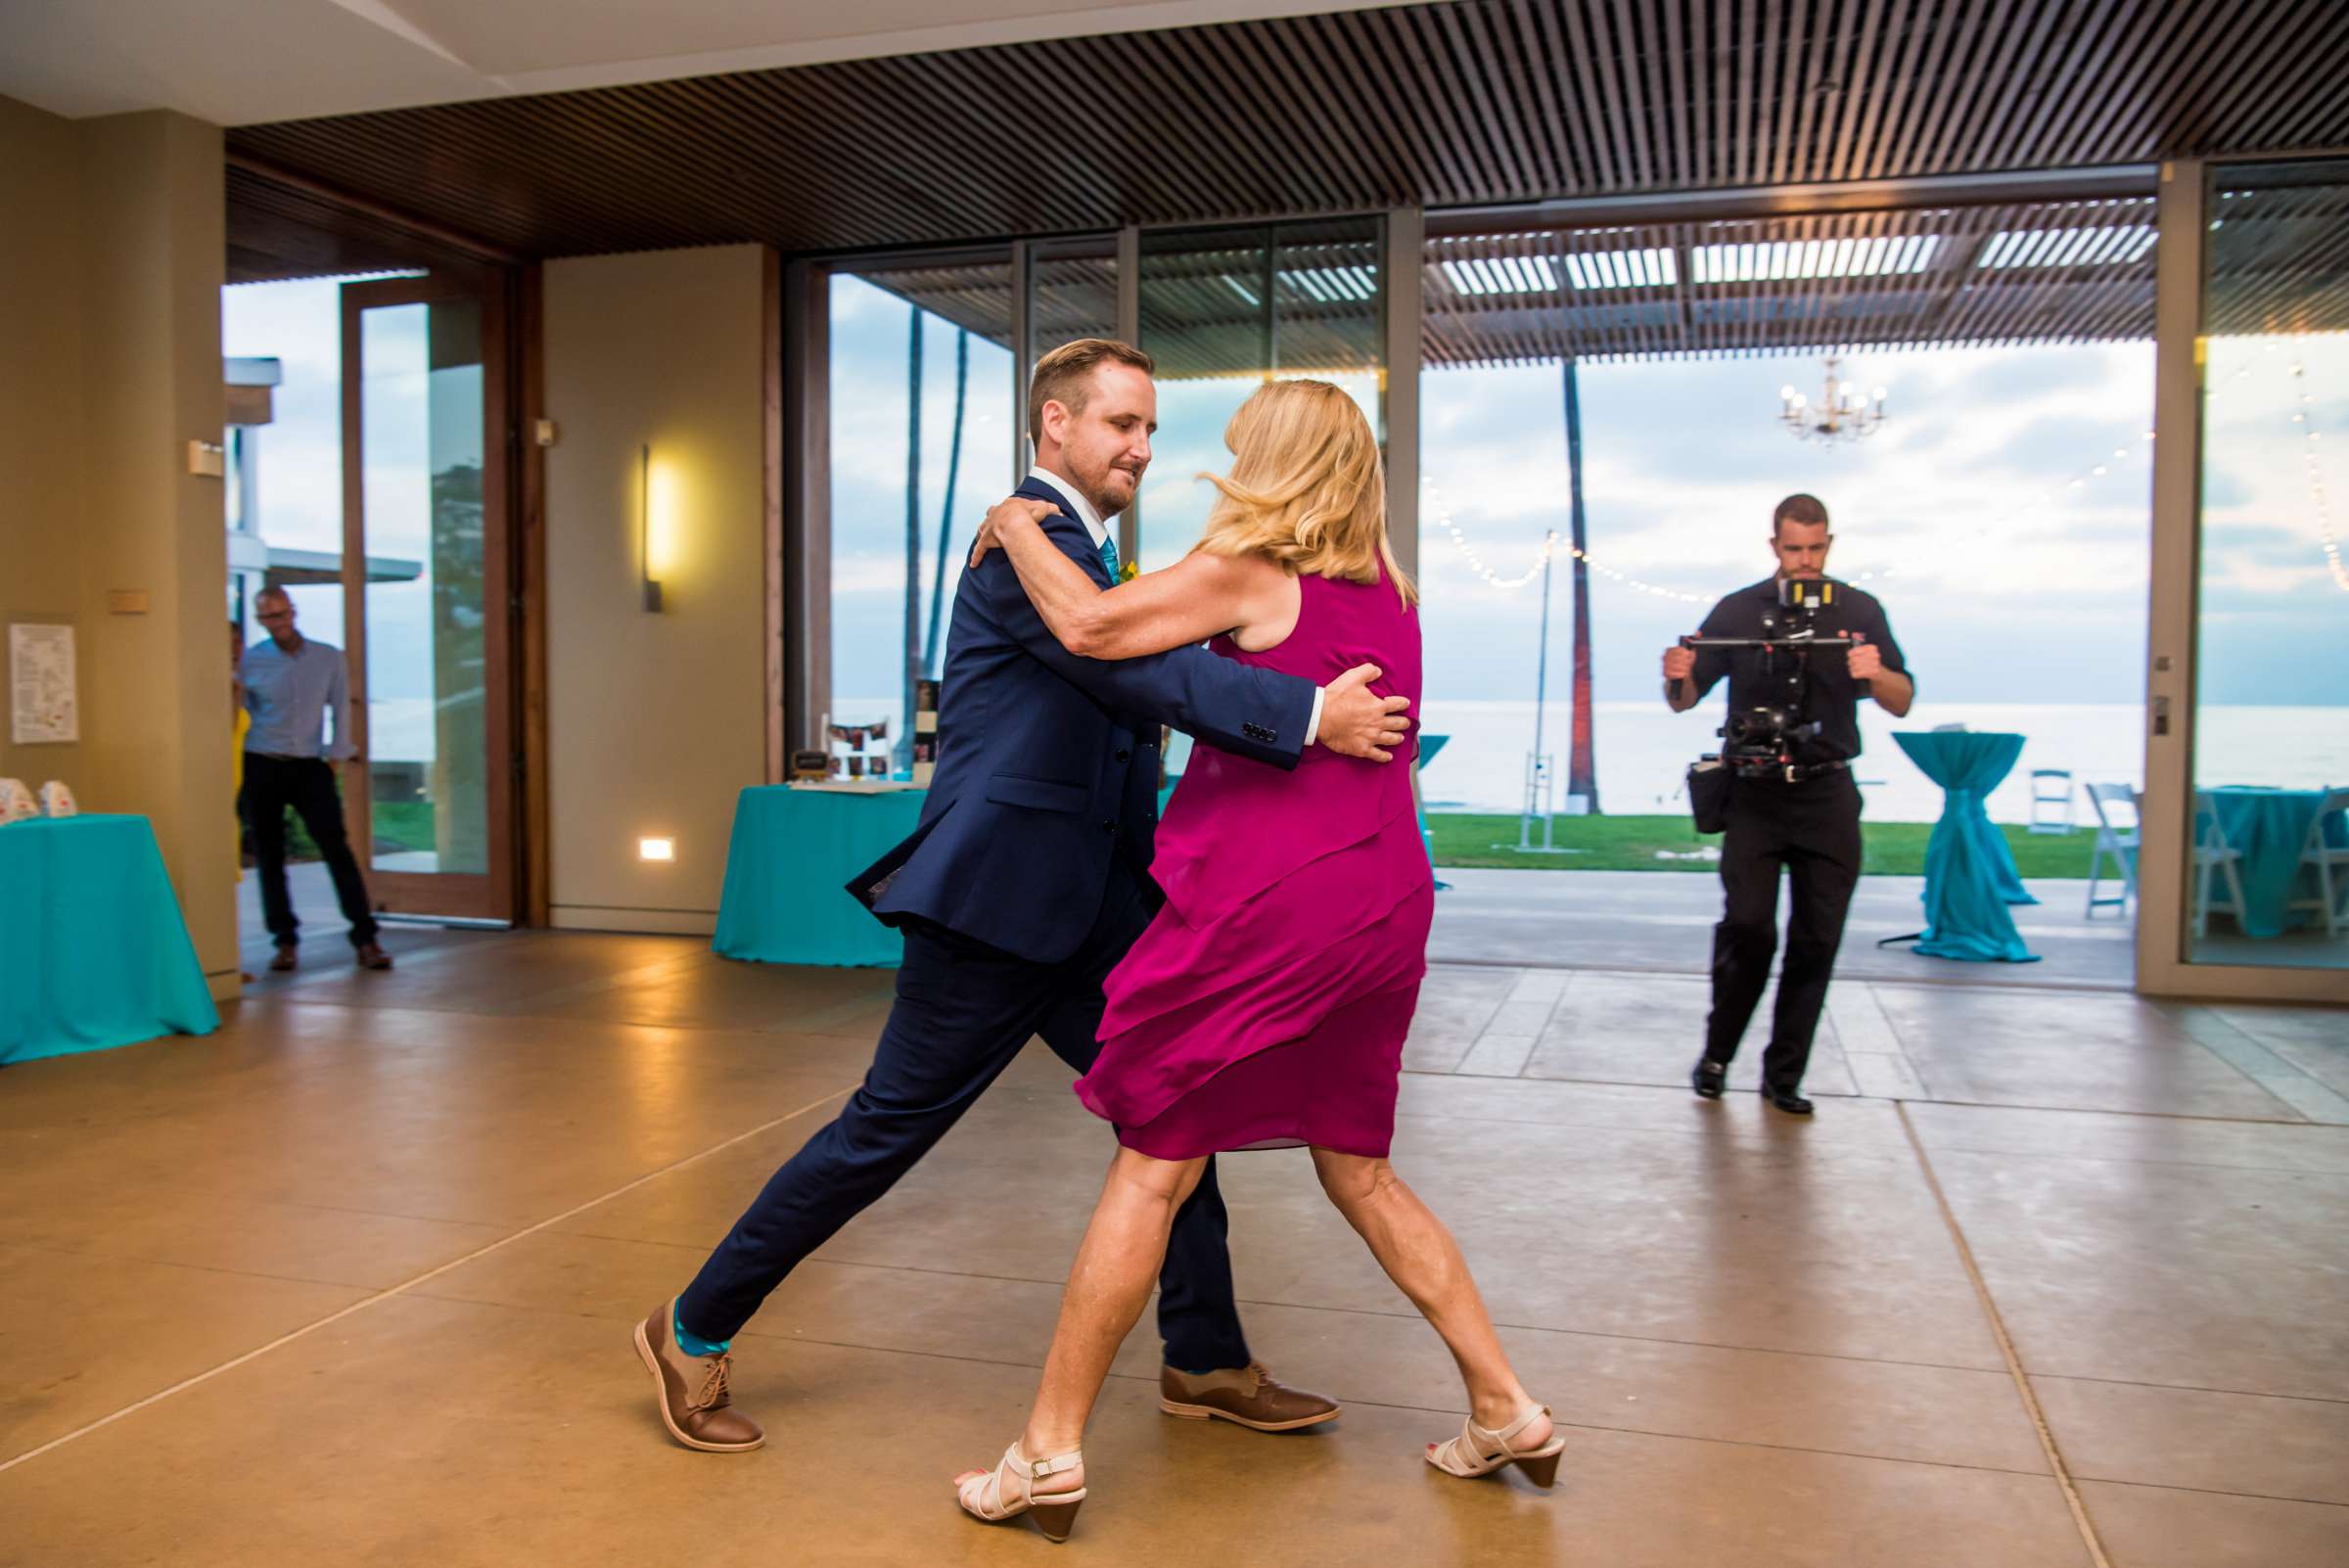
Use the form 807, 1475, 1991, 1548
240, 754, 379, 949
1703, 768, 1864, 1093
679, 857, 1249, 1372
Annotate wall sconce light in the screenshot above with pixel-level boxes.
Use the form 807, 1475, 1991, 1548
639, 442, 665, 613
638, 836, 675, 862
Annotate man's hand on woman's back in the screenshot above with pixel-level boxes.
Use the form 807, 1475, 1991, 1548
1319, 663, 1411, 763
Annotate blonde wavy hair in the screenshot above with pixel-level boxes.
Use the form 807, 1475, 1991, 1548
1194, 379, 1418, 608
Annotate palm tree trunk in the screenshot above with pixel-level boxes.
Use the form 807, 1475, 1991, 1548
1564, 357, 1599, 813
922, 329, 970, 676
900, 305, 924, 770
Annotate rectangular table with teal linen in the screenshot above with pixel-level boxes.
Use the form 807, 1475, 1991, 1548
1890, 731, 2040, 963
2202, 786, 2347, 939
1, 814, 221, 1065
714, 786, 930, 968
715, 779, 1394, 968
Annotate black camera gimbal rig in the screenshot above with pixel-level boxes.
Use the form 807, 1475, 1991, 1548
1673, 579, 1861, 783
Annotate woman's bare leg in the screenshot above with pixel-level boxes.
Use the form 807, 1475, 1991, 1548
1309, 1148, 1550, 1447
1005, 1148, 1210, 1475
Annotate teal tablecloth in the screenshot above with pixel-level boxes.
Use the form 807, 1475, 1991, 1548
1, 814, 220, 1065
714, 773, 1442, 969
714, 787, 929, 968
1893, 732, 2040, 963
2203, 787, 2345, 939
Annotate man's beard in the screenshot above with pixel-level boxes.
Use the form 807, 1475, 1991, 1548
1078, 455, 1143, 516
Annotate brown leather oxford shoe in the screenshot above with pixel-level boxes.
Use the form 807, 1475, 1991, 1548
1160, 1361, 1340, 1432
633, 1300, 764, 1453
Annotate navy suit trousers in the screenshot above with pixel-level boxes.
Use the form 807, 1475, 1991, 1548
678, 857, 1250, 1372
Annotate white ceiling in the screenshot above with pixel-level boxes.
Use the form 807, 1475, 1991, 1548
0, 0, 1413, 125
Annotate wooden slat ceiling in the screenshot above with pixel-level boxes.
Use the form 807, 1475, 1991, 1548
844, 178, 2349, 373
1424, 196, 2166, 363
227, 0, 2349, 276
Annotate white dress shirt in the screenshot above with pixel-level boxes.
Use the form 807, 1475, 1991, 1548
1026, 464, 1326, 746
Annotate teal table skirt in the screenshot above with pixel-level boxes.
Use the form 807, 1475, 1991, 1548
2204, 787, 2346, 939
714, 787, 928, 968
1892, 732, 2041, 964
714, 778, 1439, 969
1, 814, 221, 1065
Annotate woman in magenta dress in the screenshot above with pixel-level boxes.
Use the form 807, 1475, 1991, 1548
950, 380, 1562, 1543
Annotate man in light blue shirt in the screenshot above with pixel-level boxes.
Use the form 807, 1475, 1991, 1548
239, 587, 391, 971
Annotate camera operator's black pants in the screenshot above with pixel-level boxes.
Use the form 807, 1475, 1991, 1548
1704, 768, 1863, 1093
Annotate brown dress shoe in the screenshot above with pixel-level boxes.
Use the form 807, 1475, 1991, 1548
268, 945, 298, 973
354, 943, 392, 971
633, 1300, 763, 1453
1161, 1361, 1340, 1432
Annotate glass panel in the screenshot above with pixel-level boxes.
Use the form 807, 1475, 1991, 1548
1139, 226, 1274, 573
1136, 219, 1385, 774
1272, 220, 1384, 435
358, 299, 488, 875
2187, 160, 2349, 969
1029, 237, 1119, 376
221, 278, 360, 639
828, 260, 1018, 763
1138, 219, 1385, 571
1417, 218, 2156, 987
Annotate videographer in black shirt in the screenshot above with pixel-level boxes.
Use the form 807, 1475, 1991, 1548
1661, 494, 1913, 1115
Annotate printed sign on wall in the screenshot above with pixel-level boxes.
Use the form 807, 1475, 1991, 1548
10, 623, 79, 745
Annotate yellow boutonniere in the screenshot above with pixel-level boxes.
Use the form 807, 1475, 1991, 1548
1121, 561, 1139, 582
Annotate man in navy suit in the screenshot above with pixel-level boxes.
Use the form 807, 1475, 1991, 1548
636, 339, 1412, 1452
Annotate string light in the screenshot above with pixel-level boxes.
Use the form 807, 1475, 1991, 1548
2290, 359, 2349, 593
1423, 476, 1710, 602
1424, 476, 1561, 587
1425, 357, 2339, 598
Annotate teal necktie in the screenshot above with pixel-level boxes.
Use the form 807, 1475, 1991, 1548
1098, 534, 1122, 581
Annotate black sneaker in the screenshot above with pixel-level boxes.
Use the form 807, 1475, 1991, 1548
1690, 1058, 1727, 1099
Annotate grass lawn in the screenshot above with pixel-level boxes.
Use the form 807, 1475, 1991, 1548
1429, 812, 2099, 877
277, 800, 437, 861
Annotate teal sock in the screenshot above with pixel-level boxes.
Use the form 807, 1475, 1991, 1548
674, 1307, 730, 1358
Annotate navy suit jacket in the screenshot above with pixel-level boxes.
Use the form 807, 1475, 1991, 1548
850, 475, 1318, 964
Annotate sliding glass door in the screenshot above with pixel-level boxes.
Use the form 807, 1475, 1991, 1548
339, 272, 514, 921
2154, 160, 2349, 989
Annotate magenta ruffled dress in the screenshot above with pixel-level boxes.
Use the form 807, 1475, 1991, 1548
1075, 567, 1434, 1159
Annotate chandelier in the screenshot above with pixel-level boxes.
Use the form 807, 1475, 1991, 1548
1779, 356, 1887, 444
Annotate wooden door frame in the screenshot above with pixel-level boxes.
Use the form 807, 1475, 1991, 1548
339, 268, 516, 923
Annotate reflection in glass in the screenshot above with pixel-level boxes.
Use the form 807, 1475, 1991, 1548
828, 263, 1017, 753
2188, 160, 2349, 968
1029, 238, 1119, 375
1137, 219, 1385, 572
358, 300, 487, 874
1137, 220, 1385, 775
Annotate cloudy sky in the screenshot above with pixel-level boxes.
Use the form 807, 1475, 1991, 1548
225, 271, 2349, 747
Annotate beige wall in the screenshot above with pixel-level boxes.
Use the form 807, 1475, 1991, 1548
0, 97, 236, 993
544, 245, 773, 932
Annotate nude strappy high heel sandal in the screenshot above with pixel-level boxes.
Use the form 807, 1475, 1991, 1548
954, 1442, 1087, 1543
1425, 1405, 1565, 1489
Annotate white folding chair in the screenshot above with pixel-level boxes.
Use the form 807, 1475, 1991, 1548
2192, 791, 2251, 940
2029, 768, 2075, 835
2288, 787, 2349, 939
2084, 783, 2140, 918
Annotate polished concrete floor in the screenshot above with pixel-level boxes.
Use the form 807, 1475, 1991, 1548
8, 920, 2346, 1565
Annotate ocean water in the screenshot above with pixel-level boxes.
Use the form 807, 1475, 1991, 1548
823, 692, 2348, 824
1415, 699, 2349, 823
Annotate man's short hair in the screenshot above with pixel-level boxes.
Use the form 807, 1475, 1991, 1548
1773, 493, 1830, 533
1029, 338, 1156, 444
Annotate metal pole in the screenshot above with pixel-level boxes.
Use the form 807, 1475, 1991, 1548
1522, 530, 1555, 850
